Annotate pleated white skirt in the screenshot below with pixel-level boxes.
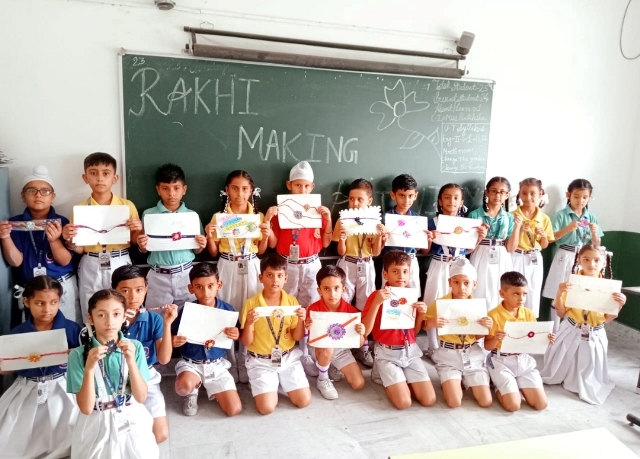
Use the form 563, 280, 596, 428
511, 251, 543, 318
542, 247, 576, 299
469, 245, 513, 311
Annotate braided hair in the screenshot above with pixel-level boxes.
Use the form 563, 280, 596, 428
80, 289, 128, 364
483, 176, 511, 212
436, 183, 467, 217
222, 170, 260, 214
566, 178, 593, 209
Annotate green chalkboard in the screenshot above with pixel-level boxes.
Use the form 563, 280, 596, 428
121, 53, 494, 222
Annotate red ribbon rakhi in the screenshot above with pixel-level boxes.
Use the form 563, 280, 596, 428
1, 350, 69, 363
308, 316, 358, 345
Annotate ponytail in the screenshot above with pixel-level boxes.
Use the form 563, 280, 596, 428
80, 326, 94, 364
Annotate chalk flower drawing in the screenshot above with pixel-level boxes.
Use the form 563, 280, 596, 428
369, 80, 431, 150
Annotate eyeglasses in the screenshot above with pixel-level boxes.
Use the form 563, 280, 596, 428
487, 189, 509, 197
23, 187, 54, 196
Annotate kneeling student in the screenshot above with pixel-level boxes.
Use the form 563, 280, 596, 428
484, 271, 554, 412
424, 258, 493, 408
241, 254, 311, 415
168, 262, 241, 417
305, 265, 366, 400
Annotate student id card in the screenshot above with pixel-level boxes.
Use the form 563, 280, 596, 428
271, 347, 282, 367
33, 265, 47, 277
114, 410, 131, 435
488, 243, 500, 264
461, 352, 472, 370
99, 251, 111, 271
289, 245, 299, 262
580, 323, 590, 341
37, 381, 48, 404
356, 261, 367, 278
237, 259, 248, 275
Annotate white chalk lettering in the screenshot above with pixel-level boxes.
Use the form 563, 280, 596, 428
238, 126, 264, 160
238, 78, 259, 115
307, 134, 324, 163
194, 78, 211, 115
129, 67, 165, 117
215, 79, 234, 115
265, 129, 280, 161
165, 78, 192, 115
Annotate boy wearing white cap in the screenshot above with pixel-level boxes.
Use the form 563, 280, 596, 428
265, 161, 332, 376
0, 166, 81, 323
424, 258, 493, 408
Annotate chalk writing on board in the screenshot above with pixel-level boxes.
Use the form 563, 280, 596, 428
369, 79, 430, 150
238, 126, 359, 164
440, 123, 489, 174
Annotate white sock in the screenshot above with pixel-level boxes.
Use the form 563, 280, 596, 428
317, 362, 330, 381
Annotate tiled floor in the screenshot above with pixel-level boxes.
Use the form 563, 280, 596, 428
157, 324, 640, 458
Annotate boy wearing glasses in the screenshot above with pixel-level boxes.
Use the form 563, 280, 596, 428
0, 166, 80, 323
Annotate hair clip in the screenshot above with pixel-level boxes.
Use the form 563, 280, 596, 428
253, 187, 261, 197
220, 190, 228, 197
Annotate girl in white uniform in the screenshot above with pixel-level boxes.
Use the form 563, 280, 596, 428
204, 170, 271, 383
468, 177, 517, 311
0, 276, 81, 459
540, 245, 625, 405
67, 289, 158, 459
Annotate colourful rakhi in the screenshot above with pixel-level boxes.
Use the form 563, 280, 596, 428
76, 223, 128, 234
308, 316, 358, 345
147, 231, 197, 241
9, 219, 62, 231
438, 225, 480, 235
1, 350, 69, 363
507, 331, 547, 339
277, 200, 323, 228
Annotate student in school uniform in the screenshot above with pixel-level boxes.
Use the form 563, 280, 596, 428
0, 276, 81, 459
62, 153, 142, 322
112, 265, 174, 443
241, 254, 311, 415
137, 163, 207, 308
484, 271, 554, 412
362, 251, 436, 410
332, 178, 383, 367
266, 161, 333, 377
0, 166, 80, 323
67, 289, 158, 459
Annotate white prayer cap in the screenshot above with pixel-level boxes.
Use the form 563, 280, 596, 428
449, 258, 477, 281
22, 165, 55, 190
289, 161, 314, 182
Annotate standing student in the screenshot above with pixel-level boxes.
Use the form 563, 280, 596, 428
305, 265, 366, 400
542, 179, 603, 331
0, 166, 80, 323
540, 245, 625, 405
204, 170, 271, 383
362, 251, 436, 410
167, 262, 241, 418
137, 163, 207, 309
67, 289, 158, 459
484, 272, 553, 412
424, 259, 493, 408
423, 184, 486, 356
0, 276, 81, 459
468, 177, 517, 310
240, 254, 311, 415
62, 153, 142, 322
332, 178, 383, 367
266, 161, 332, 377
382, 174, 429, 290
510, 178, 555, 318
112, 265, 174, 443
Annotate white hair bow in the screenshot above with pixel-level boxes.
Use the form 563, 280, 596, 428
253, 188, 261, 198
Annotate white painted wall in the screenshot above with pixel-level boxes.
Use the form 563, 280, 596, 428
1, 0, 640, 230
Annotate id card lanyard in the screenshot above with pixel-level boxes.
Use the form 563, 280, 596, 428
266, 315, 285, 366
289, 230, 300, 262
97, 353, 127, 412
86, 197, 111, 270
580, 310, 591, 341
29, 230, 47, 277
227, 237, 252, 274
458, 334, 472, 368
357, 235, 367, 278
524, 220, 539, 265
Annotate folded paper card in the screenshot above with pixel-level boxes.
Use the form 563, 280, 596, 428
145, 212, 201, 251
176, 302, 239, 350
215, 213, 261, 240
385, 214, 430, 249
0, 329, 68, 371
436, 299, 489, 335
277, 195, 323, 229
73, 205, 130, 246
380, 287, 420, 330
433, 215, 482, 249
340, 206, 382, 236
501, 321, 553, 354
308, 311, 361, 349
254, 306, 299, 318
9, 219, 62, 231
565, 274, 622, 315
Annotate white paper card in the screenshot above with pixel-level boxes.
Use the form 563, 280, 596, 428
215, 213, 261, 239
277, 195, 323, 229
144, 212, 201, 251
380, 287, 420, 330
340, 206, 382, 236
433, 215, 482, 249
308, 311, 361, 349
501, 321, 553, 354
73, 205, 130, 246
254, 306, 299, 318
176, 302, 239, 350
385, 214, 430, 249
437, 299, 490, 335
565, 274, 622, 315
0, 329, 68, 371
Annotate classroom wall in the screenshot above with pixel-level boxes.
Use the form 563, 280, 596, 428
1, 0, 640, 232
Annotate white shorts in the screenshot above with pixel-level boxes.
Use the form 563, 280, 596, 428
487, 352, 542, 395
310, 346, 356, 371
374, 342, 430, 388
336, 257, 376, 310
511, 251, 543, 318
245, 348, 309, 396
431, 344, 490, 388
175, 358, 237, 400
145, 265, 195, 308
142, 367, 166, 418
283, 257, 321, 307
